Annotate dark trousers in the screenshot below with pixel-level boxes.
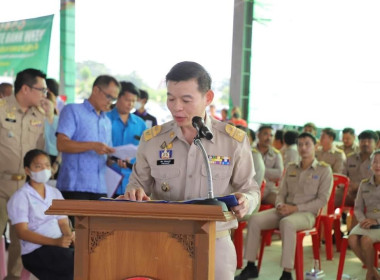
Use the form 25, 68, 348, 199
61, 191, 106, 227
22, 246, 74, 280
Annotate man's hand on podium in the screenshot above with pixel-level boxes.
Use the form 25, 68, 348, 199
118, 187, 151, 201
230, 193, 249, 219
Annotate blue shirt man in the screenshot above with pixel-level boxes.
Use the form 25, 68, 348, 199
56, 75, 120, 200
107, 81, 147, 195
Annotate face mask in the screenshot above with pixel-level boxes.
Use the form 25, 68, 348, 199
134, 101, 142, 110
30, 169, 51, 184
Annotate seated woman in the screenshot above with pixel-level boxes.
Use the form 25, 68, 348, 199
7, 149, 74, 280
348, 149, 380, 280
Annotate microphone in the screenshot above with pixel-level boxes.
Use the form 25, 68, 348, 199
192, 116, 213, 140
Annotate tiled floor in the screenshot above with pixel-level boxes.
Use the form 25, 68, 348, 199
2, 231, 373, 280
235, 232, 371, 280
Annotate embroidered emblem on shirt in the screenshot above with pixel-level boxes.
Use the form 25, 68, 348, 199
161, 182, 170, 192
208, 155, 230, 165
5, 112, 16, 123
170, 131, 175, 138
159, 149, 172, 160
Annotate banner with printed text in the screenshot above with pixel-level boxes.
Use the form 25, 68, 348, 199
0, 15, 54, 78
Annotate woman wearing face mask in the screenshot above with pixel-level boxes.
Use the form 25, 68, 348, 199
7, 149, 74, 280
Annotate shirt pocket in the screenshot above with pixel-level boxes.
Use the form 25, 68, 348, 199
151, 167, 181, 200
201, 164, 232, 197
304, 175, 320, 195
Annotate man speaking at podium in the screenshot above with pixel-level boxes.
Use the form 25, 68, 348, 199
123, 61, 260, 279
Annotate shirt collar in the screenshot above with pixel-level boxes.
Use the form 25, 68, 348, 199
83, 99, 107, 117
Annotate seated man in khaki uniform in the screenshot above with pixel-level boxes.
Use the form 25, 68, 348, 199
123, 61, 260, 280
235, 132, 333, 280
316, 127, 346, 174
337, 127, 359, 156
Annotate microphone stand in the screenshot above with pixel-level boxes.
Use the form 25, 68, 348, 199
192, 135, 228, 211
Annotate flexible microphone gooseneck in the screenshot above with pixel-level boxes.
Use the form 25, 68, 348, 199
192, 116, 213, 140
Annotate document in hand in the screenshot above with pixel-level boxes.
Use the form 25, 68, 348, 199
105, 166, 123, 197
111, 144, 138, 160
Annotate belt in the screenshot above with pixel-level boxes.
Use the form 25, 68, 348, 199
215, 230, 230, 239
0, 173, 26, 181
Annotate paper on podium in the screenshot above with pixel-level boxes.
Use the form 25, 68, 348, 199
111, 144, 138, 160
105, 166, 123, 197
99, 194, 239, 209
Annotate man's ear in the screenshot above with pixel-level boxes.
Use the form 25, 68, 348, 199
205, 90, 214, 106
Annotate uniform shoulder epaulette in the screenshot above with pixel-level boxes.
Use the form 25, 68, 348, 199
288, 162, 297, 166
143, 125, 162, 141
272, 147, 281, 154
252, 147, 259, 153
346, 151, 355, 158
225, 124, 245, 143
318, 161, 329, 167
335, 148, 344, 154
361, 178, 370, 183
36, 106, 45, 115
0, 99, 6, 107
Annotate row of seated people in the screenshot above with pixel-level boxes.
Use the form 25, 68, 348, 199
234, 125, 380, 280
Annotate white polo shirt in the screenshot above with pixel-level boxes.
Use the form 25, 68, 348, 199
7, 182, 67, 255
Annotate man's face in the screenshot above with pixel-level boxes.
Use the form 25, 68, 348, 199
298, 137, 315, 159
116, 92, 137, 115
319, 132, 333, 148
25, 77, 47, 107
359, 138, 375, 154
94, 82, 119, 112
303, 126, 316, 136
1, 85, 13, 97
371, 154, 380, 176
257, 128, 273, 148
166, 79, 212, 128
342, 133, 355, 148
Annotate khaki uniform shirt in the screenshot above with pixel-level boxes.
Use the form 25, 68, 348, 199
354, 176, 380, 224
315, 145, 346, 174
127, 116, 260, 231
276, 159, 333, 215
337, 143, 360, 156
252, 147, 265, 188
343, 152, 372, 193
282, 144, 300, 169
0, 95, 45, 197
256, 145, 284, 197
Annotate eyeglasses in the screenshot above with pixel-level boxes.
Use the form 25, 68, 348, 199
98, 86, 117, 103
28, 85, 48, 95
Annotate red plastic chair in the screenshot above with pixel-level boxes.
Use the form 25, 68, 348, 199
0, 236, 7, 280
257, 209, 323, 280
234, 180, 267, 269
319, 173, 350, 260
336, 236, 380, 280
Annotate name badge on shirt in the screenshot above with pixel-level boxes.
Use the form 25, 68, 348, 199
157, 159, 174, 165
5, 112, 16, 123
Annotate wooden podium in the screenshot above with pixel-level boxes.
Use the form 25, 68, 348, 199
46, 200, 234, 280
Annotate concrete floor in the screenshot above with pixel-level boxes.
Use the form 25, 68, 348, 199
234, 231, 371, 280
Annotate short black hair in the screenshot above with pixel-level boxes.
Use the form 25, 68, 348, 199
139, 89, 149, 100
298, 132, 317, 145
274, 130, 284, 144
166, 61, 211, 94
258, 124, 273, 133
322, 127, 336, 140
46, 78, 59, 96
358, 130, 379, 142
284, 130, 299, 145
342, 127, 355, 135
23, 149, 50, 182
14, 68, 46, 94
93, 75, 120, 90
118, 81, 140, 98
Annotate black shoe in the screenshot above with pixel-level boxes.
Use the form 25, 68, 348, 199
279, 271, 293, 280
235, 265, 258, 280
342, 212, 347, 224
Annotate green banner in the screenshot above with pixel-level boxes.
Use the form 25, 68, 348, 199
0, 15, 54, 77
